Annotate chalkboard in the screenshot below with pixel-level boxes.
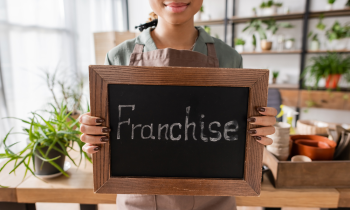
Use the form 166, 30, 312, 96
109, 84, 249, 178
89, 65, 269, 196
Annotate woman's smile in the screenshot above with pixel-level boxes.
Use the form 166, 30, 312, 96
164, 1, 190, 13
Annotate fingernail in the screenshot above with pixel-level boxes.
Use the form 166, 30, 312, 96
247, 117, 256, 122
249, 129, 257, 134
94, 147, 100, 151
100, 137, 109, 142
96, 118, 105, 124
102, 128, 111, 133
254, 136, 262, 140
257, 107, 265, 112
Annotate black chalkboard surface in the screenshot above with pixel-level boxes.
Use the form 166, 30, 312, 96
109, 84, 249, 179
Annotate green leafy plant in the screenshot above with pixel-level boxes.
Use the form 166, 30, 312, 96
199, 5, 204, 12
308, 32, 320, 42
0, 105, 90, 181
235, 38, 246, 46
243, 19, 267, 40
204, 26, 211, 35
328, 0, 336, 4
260, 0, 282, 8
263, 19, 294, 35
346, 0, 350, 7
302, 53, 350, 88
252, 34, 257, 48
316, 14, 326, 30
272, 71, 280, 79
326, 21, 350, 41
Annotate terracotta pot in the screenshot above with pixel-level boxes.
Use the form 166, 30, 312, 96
272, 77, 277, 84
291, 135, 336, 160
261, 40, 272, 51
325, 74, 341, 89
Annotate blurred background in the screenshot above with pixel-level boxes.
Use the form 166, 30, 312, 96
0, 0, 350, 209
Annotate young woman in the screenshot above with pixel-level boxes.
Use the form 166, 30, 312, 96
79, 0, 276, 209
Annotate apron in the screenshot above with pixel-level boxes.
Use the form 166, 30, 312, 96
117, 42, 236, 210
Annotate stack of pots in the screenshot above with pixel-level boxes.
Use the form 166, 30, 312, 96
267, 122, 291, 161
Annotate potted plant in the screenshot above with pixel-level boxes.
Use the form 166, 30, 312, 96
272, 71, 279, 84
235, 38, 245, 53
252, 7, 257, 16
260, 0, 283, 16
0, 105, 90, 179
326, 21, 350, 50
326, 0, 336, 10
308, 32, 320, 51
196, 5, 204, 21
243, 19, 293, 51
302, 53, 350, 89
284, 38, 295, 50
346, 0, 350, 8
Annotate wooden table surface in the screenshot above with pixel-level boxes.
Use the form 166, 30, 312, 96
0, 154, 348, 208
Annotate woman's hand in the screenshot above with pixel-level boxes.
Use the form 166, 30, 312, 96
79, 112, 110, 154
247, 107, 277, 146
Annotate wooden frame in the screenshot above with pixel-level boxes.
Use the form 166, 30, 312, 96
89, 65, 269, 196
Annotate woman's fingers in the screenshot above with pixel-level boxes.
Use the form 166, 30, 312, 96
81, 134, 108, 144
248, 116, 276, 126
82, 143, 100, 154
257, 107, 277, 117
80, 124, 111, 135
254, 136, 273, 145
249, 126, 275, 136
79, 112, 105, 126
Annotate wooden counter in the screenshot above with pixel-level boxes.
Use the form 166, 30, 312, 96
0, 155, 348, 208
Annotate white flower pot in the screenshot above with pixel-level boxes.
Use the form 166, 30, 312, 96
235, 45, 244, 53
310, 40, 320, 51
326, 4, 333, 10
262, 6, 277, 16
284, 40, 294, 50
327, 38, 349, 50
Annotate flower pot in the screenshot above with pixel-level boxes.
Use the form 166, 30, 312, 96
296, 120, 329, 135
235, 45, 244, 53
262, 6, 277, 16
327, 38, 349, 50
326, 3, 333, 10
325, 74, 341, 89
267, 122, 291, 161
35, 144, 66, 175
310, 40, 320, 51
261, 40, 272, 51
290, 135, 336, 160
272, 78, 277, 84
284, 40, 294, 50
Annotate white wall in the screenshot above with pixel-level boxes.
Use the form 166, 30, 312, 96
126, 0, 350, 124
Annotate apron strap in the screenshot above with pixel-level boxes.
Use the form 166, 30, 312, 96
132, 44, 145, 53
206, 43, 217, 58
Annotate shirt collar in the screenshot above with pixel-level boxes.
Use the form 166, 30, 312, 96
135, 26, 214, 54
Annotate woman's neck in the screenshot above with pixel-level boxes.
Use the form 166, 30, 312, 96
150, 17, 198, 50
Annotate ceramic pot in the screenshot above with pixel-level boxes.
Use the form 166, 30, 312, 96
325, 74, 341, 89
261, 40, 272, 51
290, 135, 337, 160
310, 40, 320, 51
326, 3, 333, 10
296, 120, 329, 135
35, 144, 66, 175
327, 38, 349, 50
284, 40, 294, 50
272, 77, 277, 84
235, 45, 244, 53
267, 122, 291, 160
262, 6, 277, 16
291, 155, 312, 162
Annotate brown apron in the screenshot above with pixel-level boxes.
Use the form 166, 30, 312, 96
117, 43, 236, 210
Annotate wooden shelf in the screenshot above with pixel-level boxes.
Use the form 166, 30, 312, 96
240, 50, 301, 55
194, 19, 225, 26
269, 83, 299, 89
230, 12, 304, 24
310, 9, 350, 18
308, 49, 350, 54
